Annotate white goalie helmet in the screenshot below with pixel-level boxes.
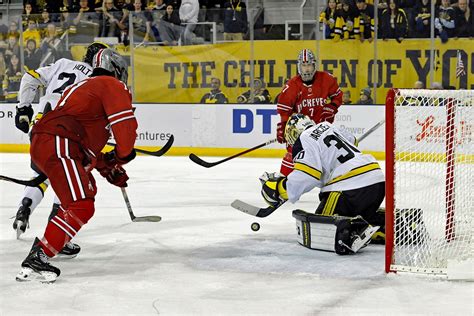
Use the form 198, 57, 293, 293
92, 48, 128, 84
297, 49, 317, 82
285, 114, 315, 145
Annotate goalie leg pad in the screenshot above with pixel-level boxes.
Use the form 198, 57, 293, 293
292, 210, 379, 255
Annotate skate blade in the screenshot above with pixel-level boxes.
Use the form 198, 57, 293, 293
15, 222, 26, 239
55, 253, 78, 260
16, 267, 58, 284
351, 226, 380, 253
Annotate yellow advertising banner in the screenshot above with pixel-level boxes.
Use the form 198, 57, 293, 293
72, 39, 473, 104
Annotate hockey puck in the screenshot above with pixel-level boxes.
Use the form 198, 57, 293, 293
251, 222, 260, 231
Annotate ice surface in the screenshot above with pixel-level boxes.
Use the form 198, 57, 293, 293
0, 153, 472, 315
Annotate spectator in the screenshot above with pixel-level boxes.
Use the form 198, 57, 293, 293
414, 0, 431, 38
22, 2, 37, 29
23, 19, 42, 48
435, 0, 456, 42
71, 0, 99, 44
24, 38, 42, 70
99, 0, 126, 39
343, 90, 352, 104
179, 0, 199, 45
7, 21, 20, 40
131, 0, 155, 43
355, 0, 375, 42
38, 8, 53, 30
58, 6, 74, 34
414, 80, 424, 88
357, 87, 373, 104
200, 77, 228, 103
379, 0, 408, 42
320, 0, 345, 41
2, 54, 22, 102
160, 4, 181, 45
237, 78, 271, 104
5, 34, 20, 62
340, 0, 358, 39
455, 0, 474, 37
223, 0, 248, 41
40, 23, 63, 63
149, 0, 166, 42
0, 50, 5, 101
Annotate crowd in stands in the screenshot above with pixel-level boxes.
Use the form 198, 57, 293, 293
320, 0, 474, 42
0, 0, 470, 102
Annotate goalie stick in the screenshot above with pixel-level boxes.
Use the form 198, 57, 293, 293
231, 120, 385, 217
0, 136, 175, 187
231, 199, 286, 218
189, 138, 278, 168
107, 134, 174, 157
121, 187, 162, 222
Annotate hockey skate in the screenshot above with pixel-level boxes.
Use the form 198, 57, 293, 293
13, 198, 32, 239
16, 238, 61, 283
347, 225, 380, 253
57, 242, 81, 259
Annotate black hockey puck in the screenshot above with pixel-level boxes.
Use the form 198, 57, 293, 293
251, 222, 260, 231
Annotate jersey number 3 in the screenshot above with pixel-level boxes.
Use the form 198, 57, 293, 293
52, 72, 77, 94
323, 134, 360, 163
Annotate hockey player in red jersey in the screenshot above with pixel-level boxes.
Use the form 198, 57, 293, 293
276, 48, 342, 176
16, 48, 137, 283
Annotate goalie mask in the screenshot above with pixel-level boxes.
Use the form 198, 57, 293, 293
83, 42, 109, 66
297, 49, 317, 82
285, 114, 315, 145
93, 48, 128, 84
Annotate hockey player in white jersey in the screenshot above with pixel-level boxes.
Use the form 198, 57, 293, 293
13, 42, 108, 250
260, 114, 385, 254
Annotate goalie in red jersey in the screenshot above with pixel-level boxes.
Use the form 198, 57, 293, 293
16, 48, 138, 283
276, 48, 342, 176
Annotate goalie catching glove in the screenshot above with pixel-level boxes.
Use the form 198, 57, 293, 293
259, 172, 288, 207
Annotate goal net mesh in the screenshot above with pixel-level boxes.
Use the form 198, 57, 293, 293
390, 89, 473, 275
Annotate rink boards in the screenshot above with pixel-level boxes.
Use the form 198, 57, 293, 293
0, 103, 385, 158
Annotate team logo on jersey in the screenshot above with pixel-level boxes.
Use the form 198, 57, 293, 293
299, 98, 326, 109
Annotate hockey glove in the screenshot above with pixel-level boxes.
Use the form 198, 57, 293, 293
99, 165, 129, 188
260, 174, 288, 207
320, 103, 338, 123
277, 121, 287, 144
96, 149, 136, 170
15, 105, 34, 133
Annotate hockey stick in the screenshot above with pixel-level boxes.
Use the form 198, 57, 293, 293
189, 138, 278, 168
231, 199, 286, 218
0, 173, 47, 187
0, 137, 175, 188
121, 187, 162, 222
357, 119, 385, 143
230, 120, 386, 217
107, 135, 174, 157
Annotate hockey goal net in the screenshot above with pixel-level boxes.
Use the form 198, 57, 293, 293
385, 89, 473, 279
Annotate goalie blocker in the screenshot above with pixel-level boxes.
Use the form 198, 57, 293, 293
292, 210, 379, 255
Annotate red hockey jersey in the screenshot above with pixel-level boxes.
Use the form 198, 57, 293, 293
277, 71, 342, 123
32, 76, 137, 158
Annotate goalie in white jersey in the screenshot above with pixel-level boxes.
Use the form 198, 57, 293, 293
260, 114, 385, 254
13, 42, 108, 248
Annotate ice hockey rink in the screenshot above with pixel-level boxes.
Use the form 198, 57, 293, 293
0, 153, 472, 315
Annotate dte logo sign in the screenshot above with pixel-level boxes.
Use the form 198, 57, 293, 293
233, 109, 277, 134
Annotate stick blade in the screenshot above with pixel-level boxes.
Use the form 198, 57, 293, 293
231, 199, 262, 217
188, 154, 216, 168
132, 216, 162, 222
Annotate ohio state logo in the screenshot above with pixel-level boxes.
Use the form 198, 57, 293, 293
297, 98, 326, 111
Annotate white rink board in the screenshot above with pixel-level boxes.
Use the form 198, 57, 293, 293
0, 103, 385, 151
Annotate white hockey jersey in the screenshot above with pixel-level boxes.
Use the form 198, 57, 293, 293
286, 122, 385, 203
18, 58, 93, 114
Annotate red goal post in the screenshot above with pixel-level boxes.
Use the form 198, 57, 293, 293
385, 88, 473, 279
